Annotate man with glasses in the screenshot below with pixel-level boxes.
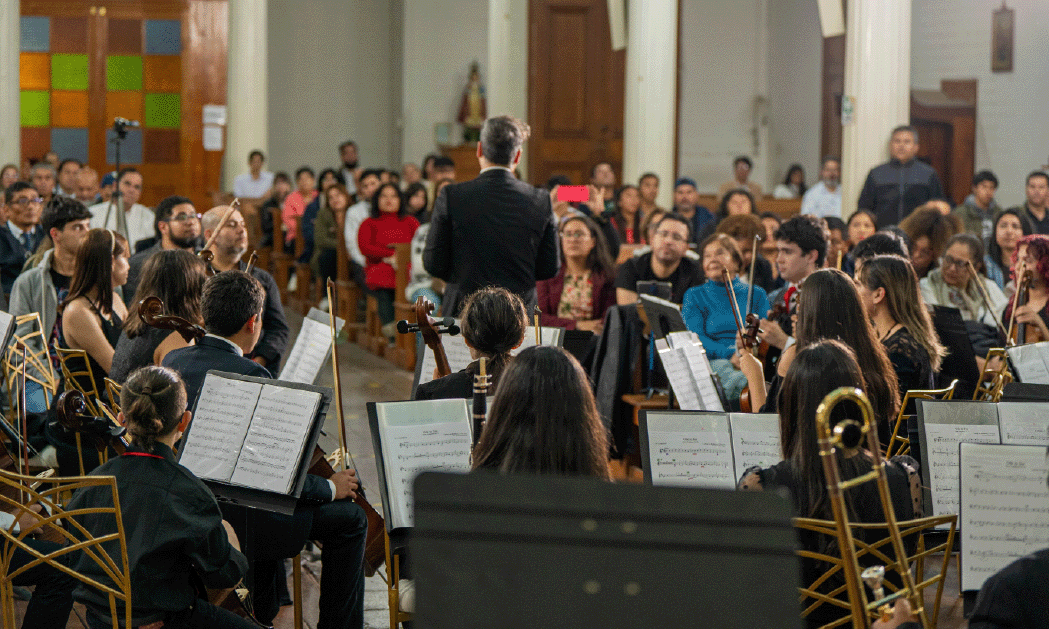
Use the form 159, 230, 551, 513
0, 182, 45, 298
615, 213, 704, 305
123, 196, 202, 301
30, 162, 57, 206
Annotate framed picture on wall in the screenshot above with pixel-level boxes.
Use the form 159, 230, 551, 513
992, 5, 1014, 73
434, 123, 452, 147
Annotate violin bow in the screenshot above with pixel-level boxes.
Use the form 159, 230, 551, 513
966, 260, 1007, 339
326, 279, 353, 473
1005, 260, 1027, 345
745, 235, 759, 318
202, 199, 239, 254
721, 269, 747, 339
533, 306, 541, 345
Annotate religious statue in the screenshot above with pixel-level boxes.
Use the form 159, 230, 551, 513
458, 62, 486, 143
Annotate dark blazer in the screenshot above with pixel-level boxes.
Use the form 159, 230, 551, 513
0, 224, 39, 297
122, 242, 161, 303
535, 266, 616, 330
423, 168, 558, 316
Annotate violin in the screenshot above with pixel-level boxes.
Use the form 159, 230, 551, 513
396, 297, 461, 378
138, 296, 207, 343
1006, 263, 1038, 345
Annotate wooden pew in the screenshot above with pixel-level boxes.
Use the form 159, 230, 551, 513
239, 199, 272, 274
334, 226, 364, 343
269, 207, 292, 305
384, 242, 416, 370
756, 197, 802, 220
292, 215, 315, 315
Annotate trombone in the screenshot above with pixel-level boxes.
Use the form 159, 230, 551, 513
815, 387, 927, 628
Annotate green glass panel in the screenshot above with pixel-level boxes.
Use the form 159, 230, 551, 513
20, 91, 50, 127
144, 93, 180, 128
107, 55, 142, 91
51, 53, 89, 90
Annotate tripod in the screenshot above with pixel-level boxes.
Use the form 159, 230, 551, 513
101, 119, 132, 240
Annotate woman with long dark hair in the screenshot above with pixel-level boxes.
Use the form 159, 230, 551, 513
472, 345, 610, 478
772, 164, 806, 199
536, 215, 616, 333
1002, 234, 1049, 341
609, 185, 644, 245
985, 208, 1033, 290
898, 205, 961, 278
358, 182, 420, 333
404, 181, 429, 223
697, 188, 757, 243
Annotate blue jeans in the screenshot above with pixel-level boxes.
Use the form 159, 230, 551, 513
711, 358, 747, 401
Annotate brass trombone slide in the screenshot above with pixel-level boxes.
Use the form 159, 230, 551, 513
815, 387, 928, 628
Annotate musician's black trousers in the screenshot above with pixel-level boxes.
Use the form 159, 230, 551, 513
85, 600, 257, 629
11, 539, 76, 629
249, 499, 367, 629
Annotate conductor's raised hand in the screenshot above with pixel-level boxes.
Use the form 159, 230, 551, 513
331, 469, 359, 501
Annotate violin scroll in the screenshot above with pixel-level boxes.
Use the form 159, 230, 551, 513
138, 296, 206, 343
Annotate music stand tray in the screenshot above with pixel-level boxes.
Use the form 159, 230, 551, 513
638, 294, 688, 339
411, 471, 800, 629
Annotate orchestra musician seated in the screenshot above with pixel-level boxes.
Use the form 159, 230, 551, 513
109, 249, 207, 383
66, 365, 256, 629
1002, 234, 1049, 342
414, 286, 527, 400
897, 205, 960, 279
682, 233, 770, 404
737, 340, 922, 629
162, 269, 367, 628
535, 215, 616, 333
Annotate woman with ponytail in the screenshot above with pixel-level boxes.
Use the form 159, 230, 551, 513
67, 366, 255, 629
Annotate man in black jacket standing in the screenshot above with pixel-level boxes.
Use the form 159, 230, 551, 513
424, 115, 559, 316
857, 125, 945, 228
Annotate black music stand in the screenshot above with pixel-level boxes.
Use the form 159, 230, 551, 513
929, 305, 979, 399
1000, 382, 1049, 401
411, 471, 801, 629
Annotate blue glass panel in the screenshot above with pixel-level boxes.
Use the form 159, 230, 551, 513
144, 20, 181, 55
50, 128, 89, 163
20, 16, 49, 52
105, 127, 143, 165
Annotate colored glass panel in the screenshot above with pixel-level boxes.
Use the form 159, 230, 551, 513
106, 92, 144, 127
107, 19, 143, 55
50, 17, 88, 53
20, 91, 49, 127
143, 56, 182, 92
145, 129, 181, 164
21, 128, 51, 160
19, 53, 50, 90
51, 53, 89, 90
51, 92, 90, 128
106, 128, 142, 165
51, 128, 89, 163
144, 93, 180, 128
145, 20, 181, 55
107, 55, 143, 91
20, 16, 49, 53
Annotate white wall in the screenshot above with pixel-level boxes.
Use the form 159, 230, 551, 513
266, 0, 398, 174
911, 0, 1049, 206
401, 0, 489, 168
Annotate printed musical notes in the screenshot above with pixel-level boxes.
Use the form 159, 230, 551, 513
668, 331, 724, 412
230, 385, 322, 493
728, 414, 781, 482
515, 326, 565, 353
960, 443, 1049, 591
279, 308, 344, 385
415, 323, 564, 388
643, 412, 735, 489
656, 338, 702, 411
179, 377, 263, 482
997, 402, 1049, 446
1006, 342, 1049, 384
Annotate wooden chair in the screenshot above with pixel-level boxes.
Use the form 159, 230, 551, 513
885, 379, 958, 458
269, 207, 292, 305
54, 347, 102, 415
292, 215, 316, 314
104, 378, 122, 413
973, 348, 1012, 401
4, 313, 59, 420
793, 514, 958, 629
240, 199, 272, 275
0, 469, 133, 629
334, 232, 364, 342
756, 197, 803, 219
362, 295, 386, 357
383, 530, 412, 629
384, 242, 417, 371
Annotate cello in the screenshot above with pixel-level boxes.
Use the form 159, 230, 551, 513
396, 296, 461, 378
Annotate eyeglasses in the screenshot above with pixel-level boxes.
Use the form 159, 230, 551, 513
10, 197, 43, 207
166, 212, 201, 223
655, 230, 688, 243
941, 254, 970, 270
560, 230, 591, 240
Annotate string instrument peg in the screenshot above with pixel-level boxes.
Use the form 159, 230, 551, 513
138, 296, 206, 343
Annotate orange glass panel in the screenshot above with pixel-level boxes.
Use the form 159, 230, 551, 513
143, 55, 181, 92
51, 91, 90, 128
19, 53, 50, 90
106, 92, 144, 126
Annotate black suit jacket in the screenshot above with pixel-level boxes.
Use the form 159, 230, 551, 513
423, 168, 558, 316
0, 225, 38, 298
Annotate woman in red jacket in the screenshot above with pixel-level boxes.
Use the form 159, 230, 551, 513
536, 215, 616, 333
358, 182, 420, 335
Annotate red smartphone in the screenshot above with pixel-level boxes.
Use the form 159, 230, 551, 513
556, 185, 589, 203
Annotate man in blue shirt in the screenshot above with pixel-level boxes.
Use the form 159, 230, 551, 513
672, 177, 715, 244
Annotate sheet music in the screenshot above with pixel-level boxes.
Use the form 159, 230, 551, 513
417, 330, 473, 386
1006, 342, 1049, 384
917, 401, 1001, 519
375, 400, 472, 528
514, 326, 564, 352
179, 376, 263, 482
668, 331, 724, 412
0, 310, 14, 350
960, 443, 1049, 591
656, 339, 702, 411
996, 402, 1049, 445
644, 412, 735, 488
728, 413, 781, 482
278, 308, 344, 384
230, 385, 322, 493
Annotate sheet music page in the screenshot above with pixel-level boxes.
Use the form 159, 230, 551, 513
668, 332, 724, 412
417, 330, 473, 387
377, 399, 472, 528
0, 310, 14, 349
918, 401, 1001, 519
514, 326, 564, 353
996, 402, 1049, 446
656, 339, 702, 410
278, 308, 344, 384
960, 443, 1049, 591
229, 385, 322, 494
645, 412, 735, 488
179, 375, 263, 482
1006, 343, 1049, 384
728, 414, 781, 482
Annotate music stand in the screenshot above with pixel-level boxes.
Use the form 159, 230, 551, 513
638, 294, 687, 339
1000, 382, 1049, 401
929, 305, 979, 399
411, 471, 801, 629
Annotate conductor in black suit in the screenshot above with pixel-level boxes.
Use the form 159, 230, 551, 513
424, 115, 559, 316
162, 270, 366, 629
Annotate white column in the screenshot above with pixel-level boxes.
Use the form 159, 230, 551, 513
840, 0, 911, 217
0, 0, 20, 167
622, 0, 677, 210
487, 0, 529, 179
223, 0, 268, 192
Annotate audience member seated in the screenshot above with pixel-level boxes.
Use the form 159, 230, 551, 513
88, 168, 155, 249
1007, 170, 1049, 235
343, 168, 384, 283
920, 233, 1007, 357
587, 161, 616, 213
257, 171, 291, 249
473, 345, 610, 478
536, 215, 616, 332
311, 183, 349, 289
404, 181, 429, 223
697, 188, 757, 243
615, 213, 704, 305
415, 286, 526, 400
56, 158, 81, 197
717, 155, 763, 202
683, 234, 770, 401
671, 177, 715, 244
109, 249, 206, 383
607, 184, 644, 245
30, 162, 56, 206
772, 163, 806, 199
799, 156, 841, 217
898, 205, 961, 279
952, 170, 1000, 241
299, 168, 344, 265
985, 208, 1032, 290
74, 166, 101, 206
1, 181, 45, 296
714, 214, 779, 293
124, 195, 200, 301
358, 182, 420, 334
281, 166, 317, 248
758, 211, 782, 265
431, 156, 457, 184
857, 254, 945, 405
97, 171, 116, 204
67, 365, 256, 629
738, 339, 921, 629
0, 163, 18, 189
638, 172, 664, 217
1002, 234, 1049, 341
844, 209, 877, 268
339, 140, 361, 197
232, 149, 275, 199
